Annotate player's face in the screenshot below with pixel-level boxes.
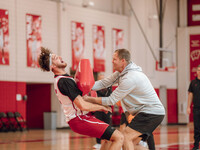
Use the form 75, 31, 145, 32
51, 54, 67, 68
112, 52, 124, 72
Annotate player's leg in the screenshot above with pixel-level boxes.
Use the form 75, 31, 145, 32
123, 126, 141, 150
94, 111, 103, 149
68, 114, 124, 150
108, 129, 124, 150
100, 140, 111, 150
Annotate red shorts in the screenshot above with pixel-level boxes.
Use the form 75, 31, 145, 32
68, 113, 109, 139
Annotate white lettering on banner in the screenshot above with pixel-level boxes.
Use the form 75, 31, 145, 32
192, 14, 200, 21
192, 4, 200, 11
191, 40, 200, 47
190, 49, 200, 61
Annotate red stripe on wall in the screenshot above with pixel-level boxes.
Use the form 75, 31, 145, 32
167, 89, 178, 124
155, 88, 160, 97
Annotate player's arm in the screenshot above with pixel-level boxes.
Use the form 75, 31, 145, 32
74, 95, 111, 113
187, 92, 193, 115
83, 95, 102, 105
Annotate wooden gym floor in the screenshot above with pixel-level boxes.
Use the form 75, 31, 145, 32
0, 123, 196, 150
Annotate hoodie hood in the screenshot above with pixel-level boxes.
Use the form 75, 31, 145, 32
119, 61, 142, 76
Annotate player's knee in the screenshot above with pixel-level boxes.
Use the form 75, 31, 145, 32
112, 131, 124, 145
123, 130, 132, 142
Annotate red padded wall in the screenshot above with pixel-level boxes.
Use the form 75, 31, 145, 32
155, 88, 160, 97
0, 81, 26, 118
167, 89, 178, 124
0, 81, 16, 112
26, 84, 51, 129
16, 82, 27, 119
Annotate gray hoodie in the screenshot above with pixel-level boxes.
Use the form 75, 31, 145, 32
92, 62, 165, 115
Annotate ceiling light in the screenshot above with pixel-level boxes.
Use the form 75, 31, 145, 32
89, 1, 94, 6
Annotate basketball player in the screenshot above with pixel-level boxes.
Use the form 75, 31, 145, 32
38, 47, 124, 150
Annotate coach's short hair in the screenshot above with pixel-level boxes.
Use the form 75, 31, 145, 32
115, 49, 131, 63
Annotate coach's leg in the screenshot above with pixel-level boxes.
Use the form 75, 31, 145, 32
123, 126, 142, 150
108, 130, 124, 150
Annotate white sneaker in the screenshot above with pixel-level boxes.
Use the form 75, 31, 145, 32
139, 140, 148, 148
93, 143, 101, 149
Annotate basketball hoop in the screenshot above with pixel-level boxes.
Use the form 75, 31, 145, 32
156, 61, 176, 72
156, 48, 176, 72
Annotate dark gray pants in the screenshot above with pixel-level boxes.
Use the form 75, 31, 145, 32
193, 108, 200, 148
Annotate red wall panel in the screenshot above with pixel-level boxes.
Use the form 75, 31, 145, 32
155, 88, 160, 97
26, 84, 51, 129
0, 81, 16, 112
16, 82, 27, 119
0, 81, 26, 119
167, 89, 178, 124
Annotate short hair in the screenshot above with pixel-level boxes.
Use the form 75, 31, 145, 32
115, 49, 131, 63
38, 47, 51, 72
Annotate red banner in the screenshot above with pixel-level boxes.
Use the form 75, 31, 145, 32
0, 9, 9, 65
190, 34, 200, 80
112, 28, 124, 51
26, 14, 42, 68
188, 0, 200, 26
93, 25, 105, 72
71, 21, 85, 71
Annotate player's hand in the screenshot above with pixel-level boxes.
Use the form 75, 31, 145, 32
187, 107, 191, 115
102, 106, 112, 114
83, 95, 90, 102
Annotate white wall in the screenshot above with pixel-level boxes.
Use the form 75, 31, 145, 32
65, 0, 124, 14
